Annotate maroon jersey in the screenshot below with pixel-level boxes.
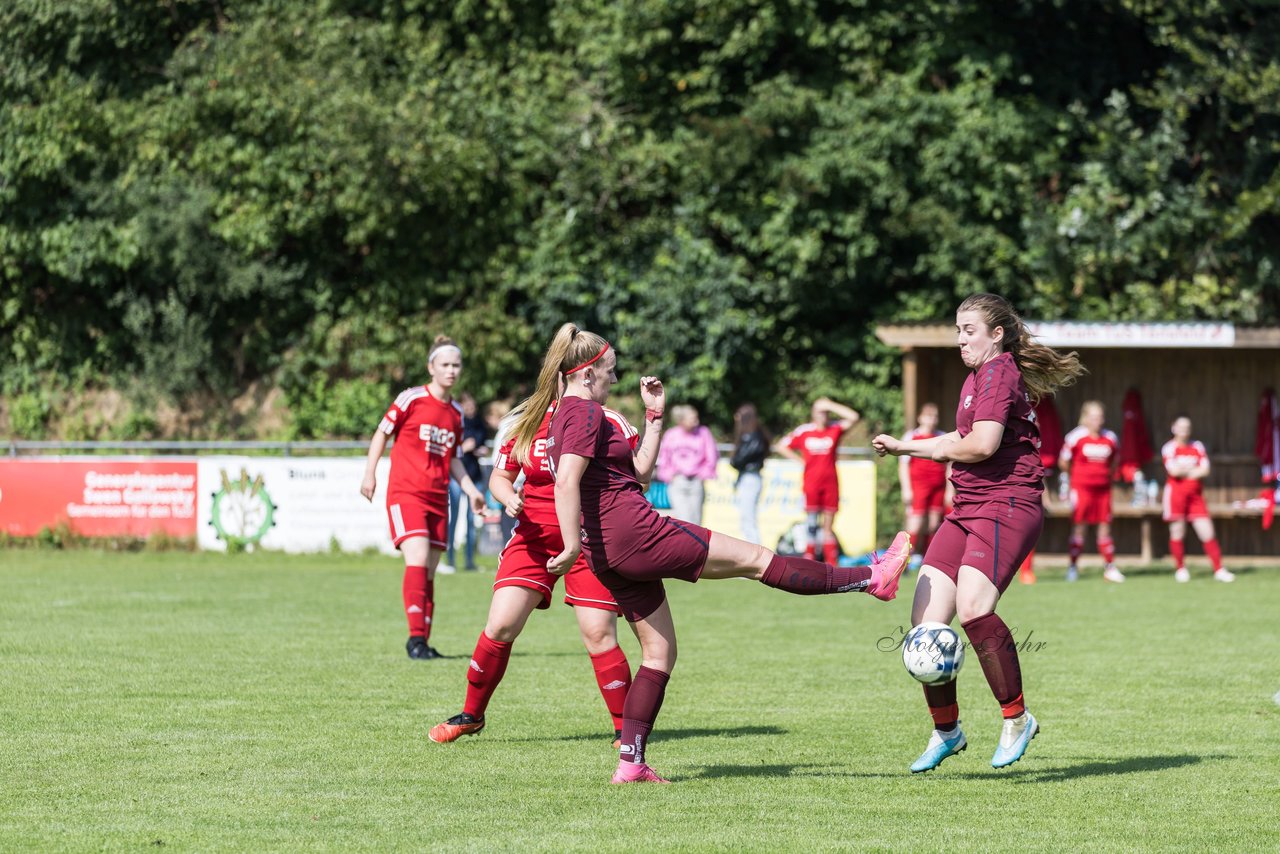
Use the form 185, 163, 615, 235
547, 395, 664, 568
951, 352, 1043, 505
378, 386, 461, 505
495, 406, 638, 549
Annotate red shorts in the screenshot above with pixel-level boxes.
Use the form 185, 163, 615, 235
1070, 485, 1112, 525
804, 478, 840, 513
386, 494, 448, 549
586, 518, 710, 622
923, 498, 1043, 595
1163, 485, 1209, 522
909, 480, 947, 515
494, 534, 622, 614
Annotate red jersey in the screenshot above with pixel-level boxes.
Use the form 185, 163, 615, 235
1060, 426, 1119, 489
547, 395, 662, 568
951, 352, 1043, 505
378, 386, 461, 504
902, 428, 947, 487
784, 423, 845, 491
494, 406, 638, 549
1162, 439, 1208, 496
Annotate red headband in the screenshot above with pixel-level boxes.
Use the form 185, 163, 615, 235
565, 343, 610, 375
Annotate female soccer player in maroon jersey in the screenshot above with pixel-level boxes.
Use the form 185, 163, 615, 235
530, 322, 912, 785
874, 294, 1084, 773
360, 335, 488, 660
428, 401, 641, 746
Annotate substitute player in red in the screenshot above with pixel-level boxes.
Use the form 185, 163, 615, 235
874, 293, 1084, 773
776, 397, 861, 564
899, 402, 948, 570
1060, 401, 1124, 583
1162, 416, 1234, 583
360, 335, 488, 660
537, 323, 912, 785
428, 400, 641, 745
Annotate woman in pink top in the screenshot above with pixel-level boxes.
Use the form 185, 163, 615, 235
874, 293, 1084, 774
657, 404, 719, 525
523, 322, 912, 785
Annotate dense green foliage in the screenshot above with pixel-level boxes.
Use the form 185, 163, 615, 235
2, 550, 1278, 850
3, 1, 1278, 437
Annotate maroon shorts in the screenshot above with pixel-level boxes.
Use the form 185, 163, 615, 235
386, 494, 448, 549
1070, 485, 1112, 525
910, 480, 947, 515
804, 478, 840, 513
494, 534, 621, 614
923, 498, 1043, 594
586, 518, 710, 622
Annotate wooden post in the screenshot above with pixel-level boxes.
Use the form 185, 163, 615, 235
1140, 517, 1152, 564
902, 348, 917, 430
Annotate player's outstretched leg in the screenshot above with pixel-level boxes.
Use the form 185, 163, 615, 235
731, 531, 911, 600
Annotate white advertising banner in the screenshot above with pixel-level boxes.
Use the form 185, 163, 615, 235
1027, 321, 1235, 348
196, 456, 397, 554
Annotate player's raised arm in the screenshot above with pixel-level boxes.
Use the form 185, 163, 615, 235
631, 376, 665, 484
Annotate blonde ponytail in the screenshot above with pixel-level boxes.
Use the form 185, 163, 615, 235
508, 322, 610, 465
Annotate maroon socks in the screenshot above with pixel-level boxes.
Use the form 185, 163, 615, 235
962, 612, 1026, 719
924, 680, 959, 731
760, 554, 872, 595
462, 632, 513, 719
590, 645, 632, 731
619, 666, 669, 764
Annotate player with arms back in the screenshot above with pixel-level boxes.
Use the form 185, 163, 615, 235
1060, 401, 1123, 583
776, 397, 862, 564
1162, 415, 1234, 583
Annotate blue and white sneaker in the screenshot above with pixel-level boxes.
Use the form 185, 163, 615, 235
909, 725, 967, 773
1065, 565, 1079, 582
991, 712, 1039, 768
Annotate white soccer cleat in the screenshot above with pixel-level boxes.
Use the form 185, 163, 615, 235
1213, 568, 1236, 583
1174, 568, 1191, 583
1102, 566, 1126, 584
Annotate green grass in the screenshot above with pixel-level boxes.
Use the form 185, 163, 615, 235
1, 550, 1277, 852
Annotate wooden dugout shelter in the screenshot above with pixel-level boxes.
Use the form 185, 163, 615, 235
875, 321, 1280, 561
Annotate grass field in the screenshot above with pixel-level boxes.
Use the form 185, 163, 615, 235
1, 550, 1277, 852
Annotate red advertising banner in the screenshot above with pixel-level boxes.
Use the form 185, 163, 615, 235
0, 459, 198, 538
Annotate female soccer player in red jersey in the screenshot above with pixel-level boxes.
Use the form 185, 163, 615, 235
776, 397, 861, 564
360, 335, 488, 660
1162, 416, 1234, 583
898, 402, 949, 568
532, 323, 912, 785
428, 400, 641, 746
1059, 401, 1123, 583
874, 293, 1084, 773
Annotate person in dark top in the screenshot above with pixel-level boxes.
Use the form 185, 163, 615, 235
447, 392, 489, 572
729, 403, 770, 544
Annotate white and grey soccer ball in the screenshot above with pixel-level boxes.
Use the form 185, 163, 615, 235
902, 621, 965, 684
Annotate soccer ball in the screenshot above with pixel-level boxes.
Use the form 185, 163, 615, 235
902, 621, 964, 684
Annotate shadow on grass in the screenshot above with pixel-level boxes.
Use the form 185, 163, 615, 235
687, 762, 828, 780
511, 725, 787, 745
950, 752, 1228, 783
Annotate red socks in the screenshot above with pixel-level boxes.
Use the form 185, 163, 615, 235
823, 539, 839, 565
462, 632, 513, 719
1170, 538, 1186, 570
962, 612, 1026, 719
619, 666, 669, 765
1098, 536, 1116, 565
1068, 534, 1084, 565
1203, 538, 1223, 571
761, 554, 872, 595
402, 565, 428, 637
589, 645, 632, 731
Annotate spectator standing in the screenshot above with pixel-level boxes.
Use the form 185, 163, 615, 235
656, 404, 719, 525
729, 403, 769, 544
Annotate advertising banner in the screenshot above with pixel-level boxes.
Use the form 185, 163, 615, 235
0, 459, 198, 538
196, 456, 396, 554
701, 459, 877, 554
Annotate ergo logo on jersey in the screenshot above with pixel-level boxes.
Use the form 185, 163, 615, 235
418, 424, 457, 448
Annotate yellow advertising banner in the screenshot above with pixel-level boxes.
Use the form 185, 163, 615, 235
701, 459, 877, 553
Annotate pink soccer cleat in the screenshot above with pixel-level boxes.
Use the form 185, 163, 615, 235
867, 531, 912, 601
611, 761, 671, 784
